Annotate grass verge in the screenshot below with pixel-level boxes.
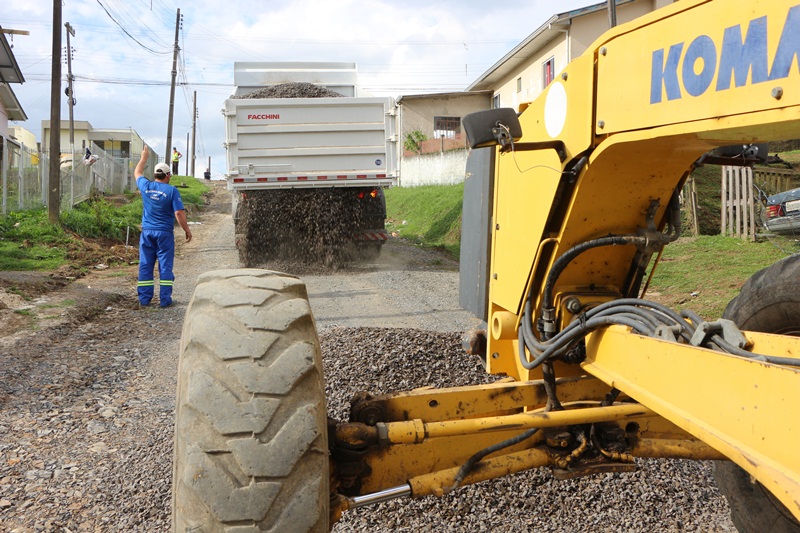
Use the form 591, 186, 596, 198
0, 177, 210, 271
385, 183, 464, 258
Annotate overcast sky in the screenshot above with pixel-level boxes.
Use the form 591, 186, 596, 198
5, 0, 593, 178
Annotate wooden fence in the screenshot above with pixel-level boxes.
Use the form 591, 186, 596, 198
721, 166, 756, 240
755, 167, 800, 195
720, 166, 800, 241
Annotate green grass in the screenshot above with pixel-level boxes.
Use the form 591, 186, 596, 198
385, 183, 464, 257
171, 177, 210, 207
0, 178, 210, 271
646, 235, 787, 318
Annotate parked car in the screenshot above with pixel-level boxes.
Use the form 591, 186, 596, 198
764, 186, 800, 235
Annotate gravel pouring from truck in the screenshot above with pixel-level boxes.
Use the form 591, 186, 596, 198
224, 62, 398, 266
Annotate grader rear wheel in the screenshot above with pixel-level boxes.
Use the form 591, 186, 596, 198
714, 255, 800, 533
172, 269, 329, 532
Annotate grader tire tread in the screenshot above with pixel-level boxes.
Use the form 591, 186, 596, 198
173, 269, 329, 532
715, 254, 800, 533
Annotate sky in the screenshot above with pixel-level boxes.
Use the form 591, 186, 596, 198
4, 0, 593, 179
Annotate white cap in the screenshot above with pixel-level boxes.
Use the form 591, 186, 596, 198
154, 163, 171, 177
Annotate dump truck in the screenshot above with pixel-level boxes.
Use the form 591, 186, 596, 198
173, 1, 800, 531
224, 62, 398, 266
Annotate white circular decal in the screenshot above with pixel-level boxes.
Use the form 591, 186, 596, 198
544, 81, 567, 139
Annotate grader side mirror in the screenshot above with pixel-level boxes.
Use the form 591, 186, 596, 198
463, 108, 522, 150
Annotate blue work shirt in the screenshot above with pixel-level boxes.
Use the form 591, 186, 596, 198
137, 175, 185, 232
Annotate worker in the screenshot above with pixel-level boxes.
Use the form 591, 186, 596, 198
135, 146, 192, 308
171, 147, 182, 175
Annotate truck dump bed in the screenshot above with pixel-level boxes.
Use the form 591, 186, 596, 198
224, 96, 398, 190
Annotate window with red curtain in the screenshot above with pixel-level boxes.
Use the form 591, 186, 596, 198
543, 57, 555, 88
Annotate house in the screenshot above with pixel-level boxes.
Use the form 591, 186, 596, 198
395, 91, 493, 186
0, 26, 27, 147
41, 120, 150, 160
396, 91, 492, 155
467, 0, 674, 109
397, 0, 672, 186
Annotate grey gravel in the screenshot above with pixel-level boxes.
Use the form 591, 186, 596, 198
323, 327, 736, 533
0, 181, 737, 532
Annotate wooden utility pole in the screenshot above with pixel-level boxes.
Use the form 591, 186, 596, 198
190, 90, 196, 177
165, 8, 180, 163
607, 0, 618, 28
48, 0, 62, 224
185, 132, 189, 175
65, 22, 76, 199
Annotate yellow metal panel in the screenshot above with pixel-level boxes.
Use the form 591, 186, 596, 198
488, 50, 596, 316
582, 325, 800, 521
596, 0, 800, 134
489, 148, 563, 314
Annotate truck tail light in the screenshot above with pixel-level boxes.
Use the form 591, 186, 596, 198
357, 189, 379, 200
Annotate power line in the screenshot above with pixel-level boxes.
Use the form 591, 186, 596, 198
107, 0, 170, 49
95, 0, 171, 55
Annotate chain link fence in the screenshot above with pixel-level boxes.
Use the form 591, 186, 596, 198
1, 137, 156, 216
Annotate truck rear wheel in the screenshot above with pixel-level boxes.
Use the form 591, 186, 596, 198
714, 255, 800, 533
172, 269, 330, 532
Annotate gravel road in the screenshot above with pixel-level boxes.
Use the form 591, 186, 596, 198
0, 181, 736, 532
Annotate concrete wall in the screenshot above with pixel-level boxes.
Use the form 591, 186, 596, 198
400, 149, 468, 187
8, 126, 36, 148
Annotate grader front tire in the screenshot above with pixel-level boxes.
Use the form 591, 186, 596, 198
714, 255, 800, 533
172, 269, 329, 532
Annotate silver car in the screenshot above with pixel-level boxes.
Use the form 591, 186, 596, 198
764, 186, 800, 235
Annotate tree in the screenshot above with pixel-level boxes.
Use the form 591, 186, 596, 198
404, 130, 428, 154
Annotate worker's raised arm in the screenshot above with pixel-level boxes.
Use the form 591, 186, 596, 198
135, 146, 149, 178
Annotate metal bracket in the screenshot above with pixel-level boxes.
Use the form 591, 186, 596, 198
655, 324, 683, 342
501, 140, 568, 162
689, 319, 751, 350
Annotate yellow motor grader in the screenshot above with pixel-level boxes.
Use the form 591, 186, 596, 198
172, 0, 800, 531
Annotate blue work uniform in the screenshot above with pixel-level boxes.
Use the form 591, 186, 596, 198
136, 175, 185, 307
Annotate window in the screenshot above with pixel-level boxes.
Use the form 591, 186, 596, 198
543, 57, 555, 88
433, 116, 460, 139
516, 77, 522, 93
492, 94, 501, 108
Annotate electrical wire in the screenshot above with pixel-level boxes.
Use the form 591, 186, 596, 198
95, 0, 172, 55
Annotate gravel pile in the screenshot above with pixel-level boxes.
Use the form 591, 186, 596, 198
233, 81, 345, 99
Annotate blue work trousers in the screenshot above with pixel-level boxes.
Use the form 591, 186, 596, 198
138, 230, 175, 307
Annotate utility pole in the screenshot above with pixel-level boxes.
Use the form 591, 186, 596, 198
191, 90, 197, 177
48, 0, 62, 224
165, 8, 180, 163
65, 22, 76, 199
607, 0, 618, 28
185, 132, 189, 175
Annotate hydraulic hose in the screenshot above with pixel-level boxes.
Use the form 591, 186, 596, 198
541, 235, 646, 316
